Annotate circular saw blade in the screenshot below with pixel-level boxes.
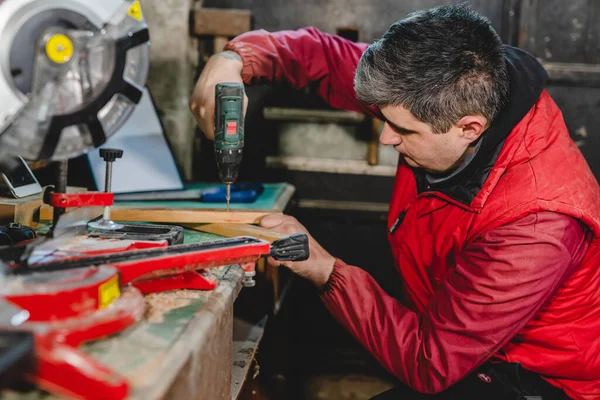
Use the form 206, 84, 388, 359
0, 0, 150, 162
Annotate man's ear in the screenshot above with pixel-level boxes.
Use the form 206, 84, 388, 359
456, 115, 488, 144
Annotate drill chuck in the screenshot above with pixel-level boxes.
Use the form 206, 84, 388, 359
216, 148, 243, 184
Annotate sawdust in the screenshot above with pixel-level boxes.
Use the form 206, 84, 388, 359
0, 275, 26, 293
143, 290, 202, 323
238, 347, 254, 355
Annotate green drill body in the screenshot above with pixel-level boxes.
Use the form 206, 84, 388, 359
214, 82, 245, 209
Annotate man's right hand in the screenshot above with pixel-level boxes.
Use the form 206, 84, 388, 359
189, 51, 248, 140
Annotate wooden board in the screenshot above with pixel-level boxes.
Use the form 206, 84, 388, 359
0, 199, 42, 227
187, 223, 287, 243
191, 8, 251, 37
39, 206, 280, 224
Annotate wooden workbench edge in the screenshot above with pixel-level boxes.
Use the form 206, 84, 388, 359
133, 265, 244, 400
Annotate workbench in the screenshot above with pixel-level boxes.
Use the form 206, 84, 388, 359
1, 182, 295, 400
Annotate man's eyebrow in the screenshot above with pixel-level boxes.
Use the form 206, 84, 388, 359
385, 118, 417, 134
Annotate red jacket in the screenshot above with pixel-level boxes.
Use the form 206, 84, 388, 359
225, 28, 600, 399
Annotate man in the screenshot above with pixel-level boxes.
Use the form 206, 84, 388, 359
190, 5, 600, 399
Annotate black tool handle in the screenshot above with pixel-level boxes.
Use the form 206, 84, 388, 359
269, 234, 310, 262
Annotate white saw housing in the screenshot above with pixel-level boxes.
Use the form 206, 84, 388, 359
0, 0, 150, 161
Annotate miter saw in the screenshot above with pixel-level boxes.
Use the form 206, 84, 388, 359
0, 1, 309, 398
0, 0, 149, 164
0, 0, 151, 231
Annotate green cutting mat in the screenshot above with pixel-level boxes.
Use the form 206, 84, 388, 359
114, 182, 287, 210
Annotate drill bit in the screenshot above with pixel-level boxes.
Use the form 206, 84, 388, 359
226, 184, 231, 211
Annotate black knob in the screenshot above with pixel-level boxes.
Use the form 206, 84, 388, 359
99, 148, 123, 162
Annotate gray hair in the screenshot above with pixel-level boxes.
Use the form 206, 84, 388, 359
354, 4, 510, 133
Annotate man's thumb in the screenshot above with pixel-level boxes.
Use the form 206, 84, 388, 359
259, 213, 286, 229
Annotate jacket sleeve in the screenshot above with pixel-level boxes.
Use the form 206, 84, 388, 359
224, 27, 380, 117
320, 211, 591, 394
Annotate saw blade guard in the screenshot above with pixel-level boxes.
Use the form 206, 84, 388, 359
0, 0, 150, 162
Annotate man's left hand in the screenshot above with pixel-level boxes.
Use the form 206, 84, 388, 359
259, 214, 335, 288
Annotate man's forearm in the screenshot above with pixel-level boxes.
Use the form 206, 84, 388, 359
223, 27, 380, 116
319, 213, 589, 394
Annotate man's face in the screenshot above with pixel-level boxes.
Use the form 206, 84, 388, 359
379, 104, 476, 174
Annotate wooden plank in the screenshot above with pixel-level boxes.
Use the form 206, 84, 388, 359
214, 35, 229, 53
541, 61, 600, 86
39, 206, 280, 224
191, 8, 251, 37
0, 199, 42, 226
298, 198, 389, 212
367, 118, 382, 166
263, 107, 365, 124
13, 199, 43, 227
266, 156, 396, 177
188, 223, 287, 242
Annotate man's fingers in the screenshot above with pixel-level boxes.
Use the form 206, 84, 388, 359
266, 256, 285, 268
259, 213, 290, 229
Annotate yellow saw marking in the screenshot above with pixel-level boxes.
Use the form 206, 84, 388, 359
128, 1, 143, 21
98, 275, 121, 309
45, 34, 73, 64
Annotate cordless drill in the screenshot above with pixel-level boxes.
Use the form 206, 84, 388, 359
214, 82, 245, 211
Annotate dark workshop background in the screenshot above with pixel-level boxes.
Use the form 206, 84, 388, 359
190, 1, 600, 399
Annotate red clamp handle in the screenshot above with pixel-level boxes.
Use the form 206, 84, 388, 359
48, 192, 114, 208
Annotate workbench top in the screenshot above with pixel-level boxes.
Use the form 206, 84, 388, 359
2, 231, 248, 400
2, 182, 295, 400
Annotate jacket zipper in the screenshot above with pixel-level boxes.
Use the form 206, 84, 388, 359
389, 210, 406, 234
389, 188, 475, 236
389, 170, 478, 236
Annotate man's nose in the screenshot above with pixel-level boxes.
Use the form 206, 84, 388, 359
380, 123, 402, 146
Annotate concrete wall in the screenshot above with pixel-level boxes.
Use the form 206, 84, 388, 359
202, 0, 505, 44
140, 0, 198, 179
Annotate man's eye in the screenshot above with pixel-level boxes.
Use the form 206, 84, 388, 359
395, 128, 414, 135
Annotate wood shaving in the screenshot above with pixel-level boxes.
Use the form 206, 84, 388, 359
144, 291, 196, 323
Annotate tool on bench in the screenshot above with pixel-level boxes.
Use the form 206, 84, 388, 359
214, 82, 245, 211
112, 182, 264, 203
0, 223, 36, 246
199, 182, 263, 203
